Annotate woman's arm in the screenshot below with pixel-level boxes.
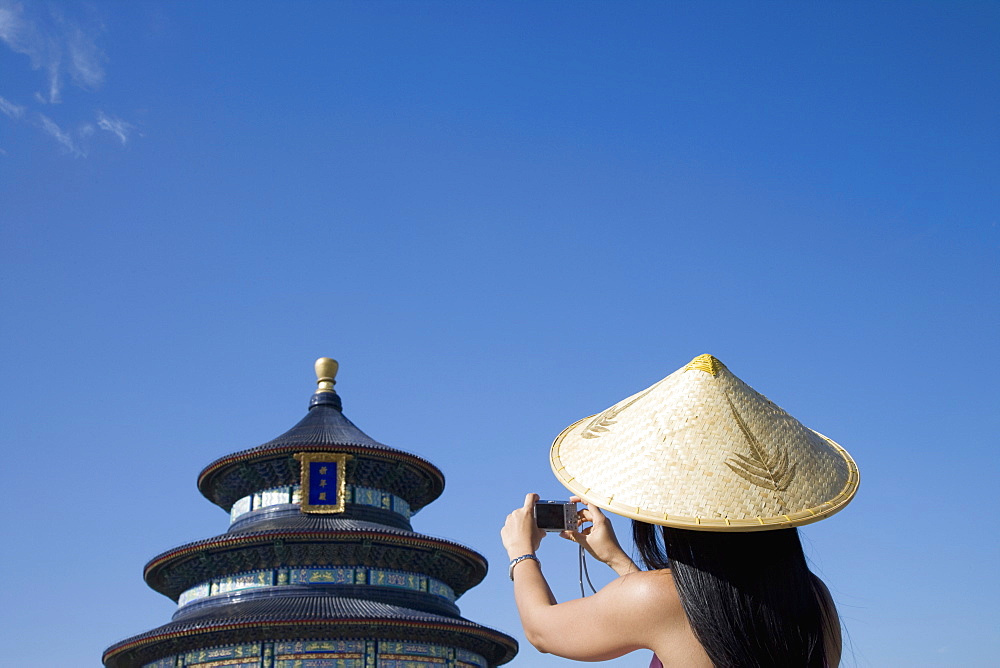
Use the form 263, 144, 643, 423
501, 494, 675, 660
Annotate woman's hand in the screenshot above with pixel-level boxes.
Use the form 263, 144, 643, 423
501, 493, 546, 559
560, 496, 638, 576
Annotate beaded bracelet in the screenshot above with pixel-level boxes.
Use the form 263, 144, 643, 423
508, 553, 540, 580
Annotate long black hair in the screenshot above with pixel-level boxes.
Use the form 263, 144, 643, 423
633, 522, 833, 668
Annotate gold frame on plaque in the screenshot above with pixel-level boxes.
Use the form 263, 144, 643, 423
295, 452, 351, 514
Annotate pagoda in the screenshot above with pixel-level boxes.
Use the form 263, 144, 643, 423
103, 358, 518, 668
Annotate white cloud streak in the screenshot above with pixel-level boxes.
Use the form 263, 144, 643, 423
67, 24, 104, 90
0, 94, 25, 119
1, 2, 135, 157
0, 0, 105, 103
38, 113, 82, 156
0, 3, 20, 42
96, 110, 133, 145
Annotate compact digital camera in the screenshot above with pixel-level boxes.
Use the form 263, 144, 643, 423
534, 500, 577, 532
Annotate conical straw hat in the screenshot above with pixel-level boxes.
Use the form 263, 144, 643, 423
550, 355, 859, 531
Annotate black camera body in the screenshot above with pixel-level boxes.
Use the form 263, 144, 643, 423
534, 500, 577, 532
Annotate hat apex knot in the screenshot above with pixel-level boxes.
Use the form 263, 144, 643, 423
315, 357, 339, 393
684, 354, 724, 376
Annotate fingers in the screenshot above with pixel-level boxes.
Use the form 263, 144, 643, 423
586, 502, 606, 524
523, 492, 539, 510
567, 496, 607, 524
577, 507, 599, 526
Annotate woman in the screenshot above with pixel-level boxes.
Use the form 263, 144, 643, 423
501, 355, 857, 666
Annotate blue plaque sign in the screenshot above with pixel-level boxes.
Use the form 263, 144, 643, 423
295, 453, 350, 514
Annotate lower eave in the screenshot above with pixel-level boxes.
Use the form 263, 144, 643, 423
103, 616, 518, 668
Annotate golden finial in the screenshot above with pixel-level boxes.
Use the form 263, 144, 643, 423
683, 354, 725, 376
315, 357, 339, 393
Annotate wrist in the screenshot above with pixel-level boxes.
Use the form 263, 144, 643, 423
508, 553, 540, 580
506, 545, 535, 560
607, 554, 637, 573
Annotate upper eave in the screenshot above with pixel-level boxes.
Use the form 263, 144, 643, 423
197, 401, 445, 511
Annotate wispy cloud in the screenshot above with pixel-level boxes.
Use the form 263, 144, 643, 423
96, 110, 134, 145
0, 2, 20, 41
66, 24, 104, 91
0, 94, 25, 119
38, 113, 83, 156
0, 1, 135, 157
0, 0, 105, 103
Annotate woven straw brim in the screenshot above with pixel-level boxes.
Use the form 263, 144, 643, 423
549, 356, 859, 532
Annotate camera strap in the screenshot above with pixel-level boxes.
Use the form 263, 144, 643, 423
578, 545, 597, 597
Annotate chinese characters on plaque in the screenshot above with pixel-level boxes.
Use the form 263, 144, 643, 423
296, 452, 350, 513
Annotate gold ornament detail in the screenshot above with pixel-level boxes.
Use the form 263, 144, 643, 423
315, 357, 339, 393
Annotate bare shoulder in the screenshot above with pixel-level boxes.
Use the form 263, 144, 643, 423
618, 568, 674, 590
616, 570, 713, 667
614, 569, 685, 619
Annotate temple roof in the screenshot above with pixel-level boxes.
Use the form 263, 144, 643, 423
103, 595, 519, 668
144, 518, 488, 600
197, 360, 445, 511
261, 391, 386, 449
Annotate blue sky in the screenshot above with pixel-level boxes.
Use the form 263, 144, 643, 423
1, 2, 997, 666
